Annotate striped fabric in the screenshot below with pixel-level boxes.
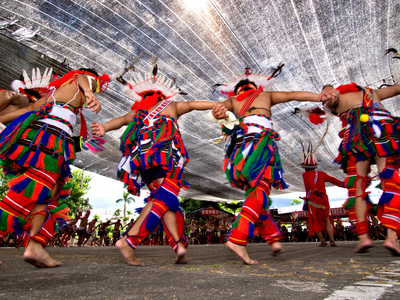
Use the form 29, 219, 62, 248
223, 114, 288, 191
227, 183, 282, 246
118, 111, 189, 196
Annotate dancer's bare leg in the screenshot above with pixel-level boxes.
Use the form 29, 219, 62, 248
316, 231, 327, 247
373, 156, 400, 255
23, 203, 61, 268
162, 211, 188, 264
226, 241, 258, 264
115, 236, 142, 265
116, 201, 153, 266
383, 229, 400, 256
326, 219, 336, 246
270, 241, 284, 256
354, 160, 374, 253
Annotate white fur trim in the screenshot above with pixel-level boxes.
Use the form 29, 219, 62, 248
11, 80, 25, 92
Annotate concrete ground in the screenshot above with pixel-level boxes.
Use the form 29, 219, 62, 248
1, 240, 400, 300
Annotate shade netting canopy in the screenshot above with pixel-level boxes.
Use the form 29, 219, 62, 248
1, 0, 400, 201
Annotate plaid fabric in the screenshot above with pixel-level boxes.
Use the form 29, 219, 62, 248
223, 115, 287, 191
118, 111, 189, 196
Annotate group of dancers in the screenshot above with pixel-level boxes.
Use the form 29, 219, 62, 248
0, 48, 400, 268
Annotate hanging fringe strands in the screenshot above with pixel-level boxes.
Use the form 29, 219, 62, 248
214, 63, 284, 97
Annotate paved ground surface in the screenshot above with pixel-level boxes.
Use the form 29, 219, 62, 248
1, 240, 400, 299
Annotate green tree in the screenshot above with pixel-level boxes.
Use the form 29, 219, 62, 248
113, 208, 121, 218
62, 169, 93, 217
290, 199, 302, 206
0, 169, 10, 199
222, 201, 243, 214
179, 197, 220, 213
116, 190, 135, 219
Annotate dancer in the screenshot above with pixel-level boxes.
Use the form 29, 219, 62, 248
210, 68, 338, 264
95, 219, 111, 246
92, 63, 226, 265
83, 217, 98, 246
319, 81, 400, 255
111, 219, 123, 246
300, 143, 343, 247
0, 68, 109, 267
77, 210, 90, 246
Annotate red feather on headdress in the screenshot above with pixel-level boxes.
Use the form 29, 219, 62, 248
293, 106, 325, 125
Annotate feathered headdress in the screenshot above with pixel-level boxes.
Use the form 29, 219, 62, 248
11, 67, 54, 100
300, 141, 318, 168
214, 63, 284, 97
122, 55, 182, 111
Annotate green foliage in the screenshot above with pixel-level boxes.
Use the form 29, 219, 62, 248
93, 214, 100, 221
0, 169, 10, 199
179, 197, 240, 216
61, 169, 93, 217
222, 201, 243, 214
179, 197, 223, 213
290, 199, 302, 206
113, 208, 121, 217
116, 190, 135, 218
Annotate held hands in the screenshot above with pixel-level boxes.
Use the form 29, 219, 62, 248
212, 102, 228, 119
91, 121, 105, 137
318, 89, 340, 105
84, 91, 101, 113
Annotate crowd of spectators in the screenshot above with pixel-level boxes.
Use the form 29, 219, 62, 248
1, 211, 387, 248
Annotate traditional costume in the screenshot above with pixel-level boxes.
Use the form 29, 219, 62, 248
0, 69, 110, 247
213, 68, 285, 246
334, 84, 400, 235
297, 82, 400, 236
300, 146, 342, 237
117, 68, 189, 252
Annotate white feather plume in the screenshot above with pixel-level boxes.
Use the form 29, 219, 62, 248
11, 80, 25, 92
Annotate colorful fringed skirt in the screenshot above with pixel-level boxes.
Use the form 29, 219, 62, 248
223, 114, 288, 191
0, 109, 75, 236
117, 110, 189, 196
335, 107, 400, 172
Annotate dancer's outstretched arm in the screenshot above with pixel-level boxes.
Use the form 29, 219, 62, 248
92, 110, 136, 137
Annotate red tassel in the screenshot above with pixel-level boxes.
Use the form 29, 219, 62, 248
309, 113, 325, 125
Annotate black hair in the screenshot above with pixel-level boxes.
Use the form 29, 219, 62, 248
79, 68, 99, 77
321, 84, 334, 91
234, 79, 257, 94
23, 89, 42, 102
